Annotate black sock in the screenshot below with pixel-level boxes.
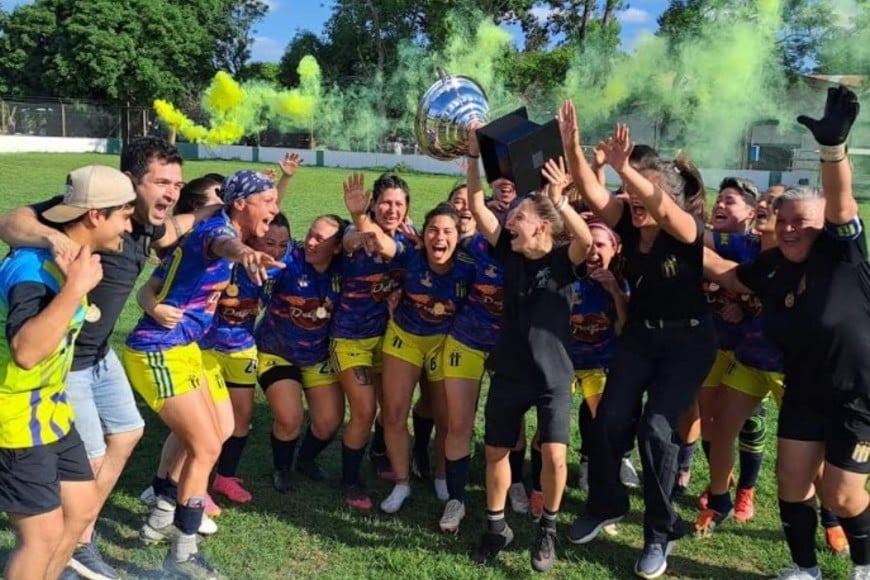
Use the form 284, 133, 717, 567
701, 439, 712, 463
839, 504, 870, 565
779, 497, 819, 569
271, 433, 298, 471
412, 412, 434, 474
341, 443, 366, 486
487, 509, 506, 533
509, 448, 525, 485
737, 451, 763, 490
445, 456, 471, 502
677, 440, 698, 474
174, 499, 204, 535
578, 400, 593, 459
216, 435, 248, 477
371, 422, 387, 456
541, 508, 558, 531
297, 427, 332, 463
820, 505, 840, 529
153, 475, 178, 503
531, 446, 543, 493
709, 492, 734, 514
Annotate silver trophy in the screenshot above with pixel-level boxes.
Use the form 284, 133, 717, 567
415, 72, 489, 160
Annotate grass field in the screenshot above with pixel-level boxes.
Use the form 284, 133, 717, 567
0, 152, 857, 579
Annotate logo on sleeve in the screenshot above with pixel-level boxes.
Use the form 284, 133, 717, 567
852, 441, 870, 464
661, 255, 678, 278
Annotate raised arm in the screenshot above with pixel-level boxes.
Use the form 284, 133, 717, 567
542, 157, 591, 265
703, 247, 753, 295
558, 100, 623, 228
602, 124, 699, 244
0, 204, 79, 258
275, 152, 302, 205
797, 85, 860, 225
466, 125, 501, 246
342, 173, 397, 259
10, 247, 102, 370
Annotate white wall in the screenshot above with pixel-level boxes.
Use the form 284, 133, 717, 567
0, 135, 108, 154
0, 135, 823, 188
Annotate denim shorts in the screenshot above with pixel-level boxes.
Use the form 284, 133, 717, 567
65, 349, 145, 458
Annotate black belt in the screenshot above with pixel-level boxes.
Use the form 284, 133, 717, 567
640, 317, 704, 330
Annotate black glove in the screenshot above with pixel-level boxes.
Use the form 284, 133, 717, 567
796, 85, 860, 146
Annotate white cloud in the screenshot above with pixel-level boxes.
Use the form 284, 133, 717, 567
250, 36, 284, 63
261, 0, 280, 12
530, 6, 556, 24
617, 7, 650, 25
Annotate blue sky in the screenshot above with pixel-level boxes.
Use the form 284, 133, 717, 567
0, 0, 670, 63
251, 0, 670, 62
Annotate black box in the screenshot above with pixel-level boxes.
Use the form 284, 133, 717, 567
476, 107, 563, 196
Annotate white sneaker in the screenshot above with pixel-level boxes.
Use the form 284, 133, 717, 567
439, 499, 466, 533
620, 457, 641, 488
775, 563, 822, 579
199, 514, 218, 536
433, 478, 449, 502
139, 485, 157, 507
508, 482, 529, 514
850, 564, 870, 580
577, 461, 589, 491
380, 483, 411, 514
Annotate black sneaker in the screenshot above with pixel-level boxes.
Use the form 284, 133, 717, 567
296, 460, 330, 482
273, 468, 295, 494
567, 514, 624, 544
59, 568, 80, 580
164, 551, 221, 579
70, 540, 120, 579
470, 524, 514, 565
531, 526, 557, 572
634, 540, 674, 579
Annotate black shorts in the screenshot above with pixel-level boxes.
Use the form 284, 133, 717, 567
259, 364, 303, 392
0, 427, 94, 515
484, 373, 572, 447
778, 389, 870, 474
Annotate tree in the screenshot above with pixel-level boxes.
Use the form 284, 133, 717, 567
279, 31, 327, 87
213, 0, 269, 76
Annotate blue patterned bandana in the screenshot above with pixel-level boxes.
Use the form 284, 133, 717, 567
220, 171, 275, 205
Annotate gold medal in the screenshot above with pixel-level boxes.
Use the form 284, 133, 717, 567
315, 306, 328, 320
784, 292, 795, 308
432, 302, 446, 316
85, 304, 101, 323
225, 284, 239, 298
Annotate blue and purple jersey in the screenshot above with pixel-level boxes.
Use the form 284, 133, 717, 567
704, 232, 761, 350
330, 231, 408, 340
449, 233, 504, 352
391, 243, 475, 337
255, 243, 342, 366
126, 212, 235, 352
569, 275, 625, 370
198, 254, 284, 353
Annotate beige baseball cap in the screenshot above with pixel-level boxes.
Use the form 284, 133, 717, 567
42, 165, 137, 224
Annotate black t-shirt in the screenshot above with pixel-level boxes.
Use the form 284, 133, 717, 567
737, 221, 870, 397
486, 229, 585, 389
614, 204, 708, 321
31, 195, 166, 370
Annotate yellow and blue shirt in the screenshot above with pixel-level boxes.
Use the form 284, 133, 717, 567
126, 212, 235, 352
0, 248, 85, 448
449, 233, 504, 352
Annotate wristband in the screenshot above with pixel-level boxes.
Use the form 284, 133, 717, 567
555, 197, 568, 212
819, 144, 847, 163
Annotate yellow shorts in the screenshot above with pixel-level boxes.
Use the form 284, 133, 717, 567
381, 320, 446, 382
574, 368, 607, 399
441, 335, 487, 381
201, 352, 230, 403
721, 359, 785, 406
258, 352, 338, 389
331, 336, 383, 373
201, 347, 258, 387
122, 343, 204, 413
702, 350, 735, 388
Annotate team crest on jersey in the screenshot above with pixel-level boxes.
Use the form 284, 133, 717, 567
661, 255, 678, 278
298, 275, 309, 288
784, 292, 795, 308
852, 441, 870, 464
420, 271, 433, 288
484, 265, 498, 278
